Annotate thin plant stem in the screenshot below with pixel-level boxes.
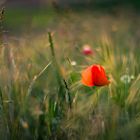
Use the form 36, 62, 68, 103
27, 61, 52, 98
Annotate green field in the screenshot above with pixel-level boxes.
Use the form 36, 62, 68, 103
0, 6, 140, 140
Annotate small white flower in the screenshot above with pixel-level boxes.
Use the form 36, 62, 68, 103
120, 74, 131, 84
130, 75, 135, 80
71, 61, 77, 66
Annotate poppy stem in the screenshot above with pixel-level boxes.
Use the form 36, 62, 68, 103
96, 88, 99, 107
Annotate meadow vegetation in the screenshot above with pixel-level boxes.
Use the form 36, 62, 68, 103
0, 6, 140, 140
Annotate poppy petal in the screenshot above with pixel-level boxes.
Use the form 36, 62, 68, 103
92, 65, 110, 86
81, 66, 94, 87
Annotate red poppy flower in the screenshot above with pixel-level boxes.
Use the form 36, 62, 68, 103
82, 45, 93, 55
81, 64, 110, 87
